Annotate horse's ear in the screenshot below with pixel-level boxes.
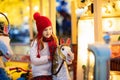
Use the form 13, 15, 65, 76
66, 38, 71, 46
60, 38, 65, 45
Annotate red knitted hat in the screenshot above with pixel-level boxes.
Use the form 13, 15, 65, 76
33, 12, 52, 38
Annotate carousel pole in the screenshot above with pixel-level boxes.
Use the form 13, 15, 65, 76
40, 0, 43, 14
29, 0, 33, 42
71, 1, 78, 80
48, 0, 56, 34
94, 0, 103, 42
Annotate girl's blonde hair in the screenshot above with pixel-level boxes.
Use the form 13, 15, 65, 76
31, 33, 58, 50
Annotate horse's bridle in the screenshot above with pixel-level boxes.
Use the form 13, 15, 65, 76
57, 45, 66, 60
52, 59, 64, 75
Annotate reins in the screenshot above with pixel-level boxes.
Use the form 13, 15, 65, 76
52, 59, 64, 75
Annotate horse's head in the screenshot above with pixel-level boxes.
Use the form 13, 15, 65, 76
52, 38, 74, 75
57, 38, 74, 64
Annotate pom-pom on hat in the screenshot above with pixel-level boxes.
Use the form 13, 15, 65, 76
33, 12, 52, 39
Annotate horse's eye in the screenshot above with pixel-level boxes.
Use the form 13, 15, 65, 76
61, 48, 64, 51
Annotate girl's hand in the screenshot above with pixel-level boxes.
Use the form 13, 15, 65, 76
48, 56, 51, 61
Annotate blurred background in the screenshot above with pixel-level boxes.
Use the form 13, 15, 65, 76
0, 0, 72, 44
1, 0, 120, 80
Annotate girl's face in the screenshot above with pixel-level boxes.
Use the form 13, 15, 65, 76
43, 26, 52, 38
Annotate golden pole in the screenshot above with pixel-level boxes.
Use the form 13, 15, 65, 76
71, 1, 78, 80
94, 0, 103, 42
40, 0, 43, 14
71, 0, 77, 44
49, 0, 56, 34
29, 0, 33, 41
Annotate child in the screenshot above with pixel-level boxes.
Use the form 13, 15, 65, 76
30, 12, 58, 80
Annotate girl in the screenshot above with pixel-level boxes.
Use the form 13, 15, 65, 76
30, 12, 58, 80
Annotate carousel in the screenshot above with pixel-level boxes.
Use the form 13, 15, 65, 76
1, 0, 120, 80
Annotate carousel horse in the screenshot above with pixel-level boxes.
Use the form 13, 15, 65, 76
0, 12, 13, 63
0, 40, 12, 80
53, 38, 74, 80
0, 12, 13, 80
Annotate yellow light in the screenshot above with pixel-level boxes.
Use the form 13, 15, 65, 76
26, 6, 30, 11
33, 6, 39, 11
102, 7, 107, 14
115, 1, 120, 11
89, 51, 95, 67
77, 19, 95, 80
77, 19, 94, 71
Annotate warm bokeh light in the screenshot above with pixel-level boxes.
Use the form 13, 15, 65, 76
33, 6, 39, 11
0, 0, 41, 26
77, 19, 94, 65
77, 18, 95, 80
88, 51, 95, 80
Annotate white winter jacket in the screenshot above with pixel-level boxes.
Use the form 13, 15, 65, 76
30, 40, 52, 77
